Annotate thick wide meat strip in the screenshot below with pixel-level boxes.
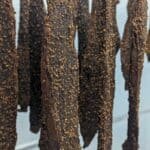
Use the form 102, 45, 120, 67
39, 1, 80, 149
0, 1, 18, 149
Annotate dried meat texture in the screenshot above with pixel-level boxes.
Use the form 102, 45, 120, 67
77, 0, 89, 62
39, 1, 80, 149
39, 15, 51, 150
146, 29, 150, 62
0, 1, 18, 149
78, 1, 100, 146
18, 0, 30, 112
96, 1, 119, 149
76, 0, 95, 147
29, 0, 46, 133
78, 0, 119, 148
121, 0, 147, 150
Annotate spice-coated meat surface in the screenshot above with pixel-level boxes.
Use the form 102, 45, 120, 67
0, 1, 18, 149
39, 1, 80, 150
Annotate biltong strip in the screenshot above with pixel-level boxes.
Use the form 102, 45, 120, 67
0, 1, 18, 149
18, 0, 30, 112
29, 0, 45, 133
121, 0, 147, 149
39, 1, 80, 149
78, 0, 119, 149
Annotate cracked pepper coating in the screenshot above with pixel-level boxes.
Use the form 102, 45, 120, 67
76, 0, 93, 147
29, 0, 46, 133
0, 1, 18, 149
39, 1, 81, 149
78, 0, 119, 149
146, 29, 150, 62
18, 0, 30, 112
121, 0, 147, 150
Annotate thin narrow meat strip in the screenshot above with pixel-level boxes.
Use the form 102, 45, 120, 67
29, 0, 46, 133
18, 0, 30, 112
121, 0, 147, 149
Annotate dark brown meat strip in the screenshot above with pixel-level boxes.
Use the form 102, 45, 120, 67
77, 0, 89, 61
78, 0, 119, 148
76, 0, 95, 147
39, 1, 81, 149
29, 0, 46, 133
78, 1, 100, 147
0, 1, 18, 149
18, 0, 30, 112
96, 1, 119, 149
39, 15, 54, 150
121, 0, 147, 150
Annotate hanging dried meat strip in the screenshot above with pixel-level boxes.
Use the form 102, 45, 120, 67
0, 1, 18, 149
18, 0, 30, 112
78, 1, 101, 147
76, 0, 95, 147
96, 1, 119, 149
39, 15, 51, 150
29, 0, 46, 133
77, 0, 89, 62
78, 0, 119, 148
146, 29, 150, 62
121, 0, 147, 149
39, 1, 80, 149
